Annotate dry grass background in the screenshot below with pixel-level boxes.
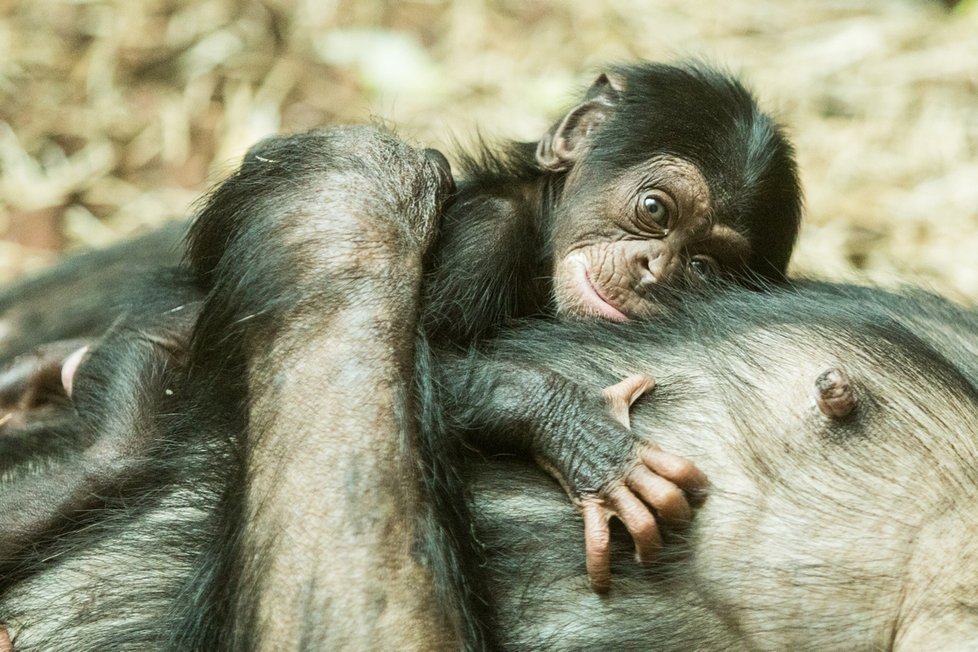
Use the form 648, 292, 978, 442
1, 0, 976, 302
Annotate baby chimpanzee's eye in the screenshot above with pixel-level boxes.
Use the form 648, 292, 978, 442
688, 256, 718, 278
640, 194, 668, 226
644, 196, 665, 217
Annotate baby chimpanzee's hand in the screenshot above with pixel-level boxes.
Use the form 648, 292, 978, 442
537, 374, 708, 593
436, 356, 709, 593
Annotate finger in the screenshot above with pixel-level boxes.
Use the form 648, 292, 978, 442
582, 500, 612, 593
602, 374, 656, 429
639, 446, 709, 494
626, 466, 691, 525
61, 346, 90, 398
0, 340, 88, 416
608, 485, 661, 564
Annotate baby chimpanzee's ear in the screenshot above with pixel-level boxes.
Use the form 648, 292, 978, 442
535, 72, 624, 172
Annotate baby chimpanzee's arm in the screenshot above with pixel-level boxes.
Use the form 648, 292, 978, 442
434, 352, 707, 592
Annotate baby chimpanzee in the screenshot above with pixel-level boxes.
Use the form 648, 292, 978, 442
425, 61, 800, 343
422, 61, 801, 590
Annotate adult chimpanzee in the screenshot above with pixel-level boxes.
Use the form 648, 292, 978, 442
0, 126, 977, 651
0, 61, 801, 589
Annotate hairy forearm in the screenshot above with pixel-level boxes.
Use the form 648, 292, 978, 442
244, 298, 451, 650
434, 352, 633, 492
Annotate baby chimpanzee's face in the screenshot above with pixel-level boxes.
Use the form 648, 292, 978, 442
551, 154, 753, 321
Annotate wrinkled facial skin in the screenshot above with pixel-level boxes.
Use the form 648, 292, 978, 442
552, 154, 752, 321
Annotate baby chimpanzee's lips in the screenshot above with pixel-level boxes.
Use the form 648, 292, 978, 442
574, 260, 629, 322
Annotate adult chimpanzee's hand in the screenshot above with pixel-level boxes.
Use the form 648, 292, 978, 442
186, 128, 454, 315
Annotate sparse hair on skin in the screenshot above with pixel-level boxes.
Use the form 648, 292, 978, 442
3, 277, 978, 649
466, 281, 978, 650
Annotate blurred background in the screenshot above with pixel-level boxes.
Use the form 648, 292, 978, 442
0, 0, 976, 301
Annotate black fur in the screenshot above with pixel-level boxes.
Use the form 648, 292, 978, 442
0, 222, 186, 360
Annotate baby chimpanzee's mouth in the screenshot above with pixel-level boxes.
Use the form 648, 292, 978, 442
574, 260, 629, 322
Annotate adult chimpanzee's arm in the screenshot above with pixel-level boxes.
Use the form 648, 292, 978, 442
185, 127, 458, 650
435, 352, 707, 592
0, 283, 198, 572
